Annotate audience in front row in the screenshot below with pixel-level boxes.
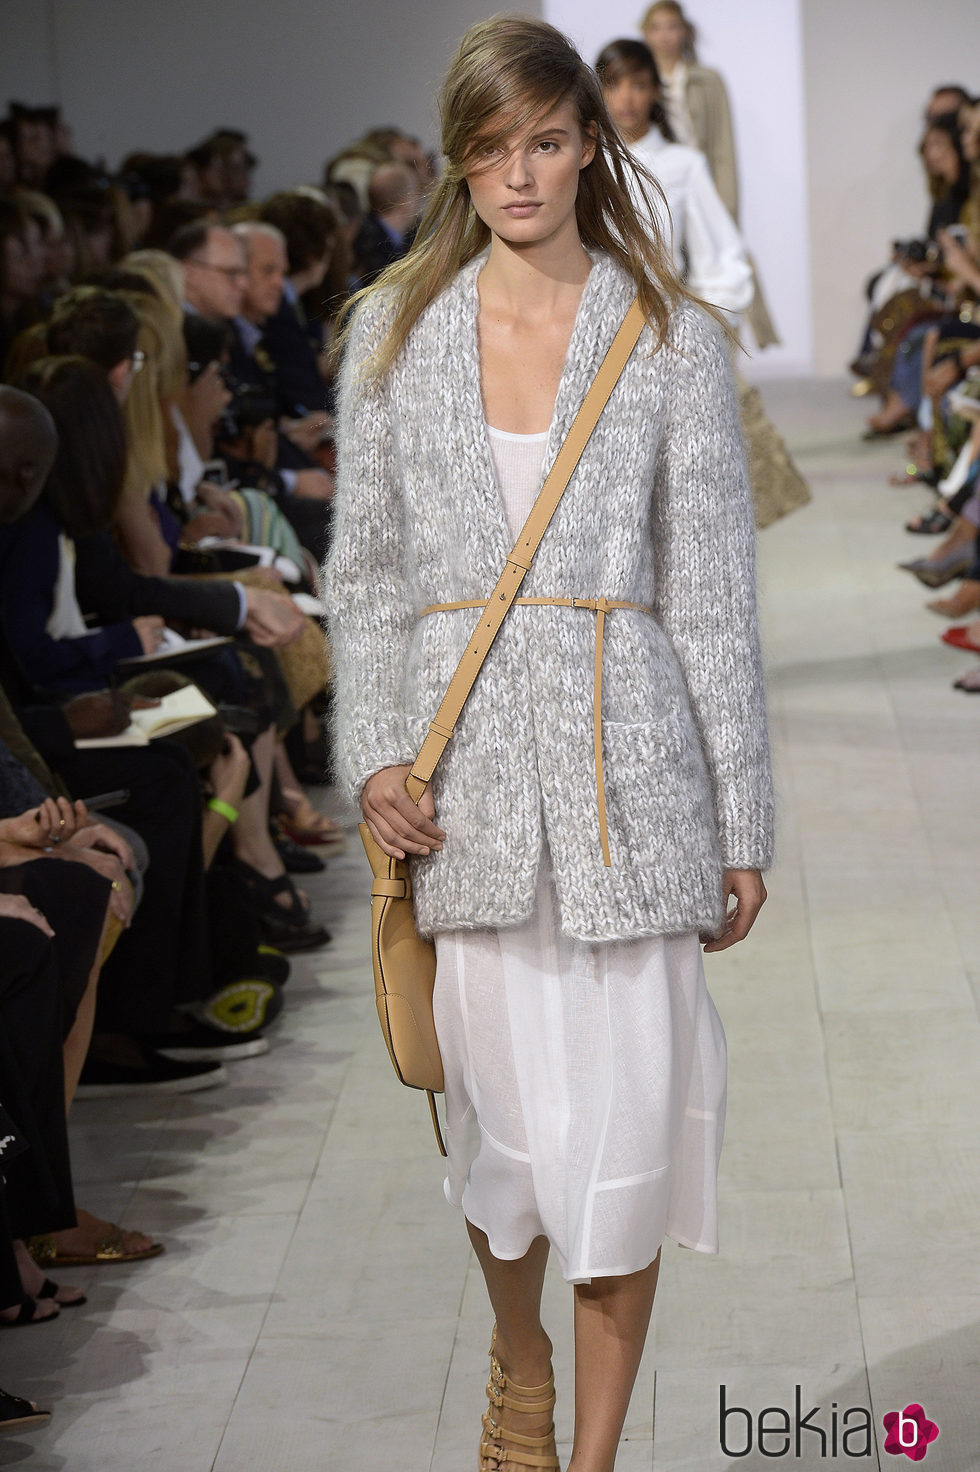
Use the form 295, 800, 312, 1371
0, 96, 419, 1428
850, 85, 980, 693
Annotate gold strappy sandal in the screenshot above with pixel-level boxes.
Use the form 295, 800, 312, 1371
479, 1325, 560, 1471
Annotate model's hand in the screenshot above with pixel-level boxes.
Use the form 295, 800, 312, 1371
701, 868, 766, 952
361, 764, 446, 860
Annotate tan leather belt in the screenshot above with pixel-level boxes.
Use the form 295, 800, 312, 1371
420, 596, 652, 866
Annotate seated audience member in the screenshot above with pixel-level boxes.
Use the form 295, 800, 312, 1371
230, 221, 327, 421
185, 130, 257, 210
0, 198, 44, 372
0, 868, 104, 1330
925, 83, 973, 125
169, 220, 332, 547
6, 103, 59, 188
257, 189, 341, 400
168, 218, 247, 322
0, 118, 17, 190
352, 162, 421, 286
8, 188, 72, 304
44, 282, 312, 604
855, 100, 972, 426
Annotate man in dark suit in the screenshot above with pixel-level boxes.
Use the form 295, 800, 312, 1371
352, 161, 421, 286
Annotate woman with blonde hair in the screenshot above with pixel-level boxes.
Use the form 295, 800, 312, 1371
326, 15, 772, 1470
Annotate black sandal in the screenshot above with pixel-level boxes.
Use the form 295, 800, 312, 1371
905, 509, 952, 534
0, 1386, 51, 1432
0, 1295, 59, 1328
36, 1278, 87, 1308
230, 860, 331, 951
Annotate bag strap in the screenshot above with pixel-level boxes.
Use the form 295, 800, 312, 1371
405, 296, 646, 804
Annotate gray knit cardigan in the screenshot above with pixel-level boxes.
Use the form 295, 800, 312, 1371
324, 251, 774, 942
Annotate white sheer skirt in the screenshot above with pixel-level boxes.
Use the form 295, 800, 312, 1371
432, 856, 728, 1284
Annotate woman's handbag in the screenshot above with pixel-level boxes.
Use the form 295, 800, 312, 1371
359, 298, 647, 1152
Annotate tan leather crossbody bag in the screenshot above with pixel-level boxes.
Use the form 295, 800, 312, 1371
359, 298, 647, 1152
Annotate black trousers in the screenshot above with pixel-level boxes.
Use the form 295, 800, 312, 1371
0, 857, 109, 1034
0, 891, 104, 1237
0, 1183, 22, 1307
53, 740, 212, 1034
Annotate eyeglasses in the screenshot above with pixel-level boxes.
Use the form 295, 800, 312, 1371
188, 258, 248, 279
130, 348, 146, 373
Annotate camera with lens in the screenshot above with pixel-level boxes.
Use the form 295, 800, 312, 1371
217, 382, 278, 442
892, 238, 939, 265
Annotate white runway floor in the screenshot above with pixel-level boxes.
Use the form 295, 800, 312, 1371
2, 379, 979, 1471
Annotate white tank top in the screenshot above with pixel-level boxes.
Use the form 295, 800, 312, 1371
486, 424, 548, 541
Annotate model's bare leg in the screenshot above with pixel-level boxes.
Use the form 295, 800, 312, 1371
467, 1220, 555, 1464
566, 1251, 661, 1472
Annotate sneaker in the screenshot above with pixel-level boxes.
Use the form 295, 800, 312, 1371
151, 1022, 269, 1063
76, 1049, 227, 1099
195, 980, 283, 1034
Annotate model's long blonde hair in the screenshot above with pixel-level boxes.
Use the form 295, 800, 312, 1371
341, 15, 701, 379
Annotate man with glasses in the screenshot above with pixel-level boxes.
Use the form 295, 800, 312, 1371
169, 221, 248, 321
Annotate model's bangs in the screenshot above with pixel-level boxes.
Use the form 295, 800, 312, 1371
452, 86, 571, 174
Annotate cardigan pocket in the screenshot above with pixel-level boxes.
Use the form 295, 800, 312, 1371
599, 718, 716, 866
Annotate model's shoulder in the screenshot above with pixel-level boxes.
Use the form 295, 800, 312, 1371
665, 297, 727, 355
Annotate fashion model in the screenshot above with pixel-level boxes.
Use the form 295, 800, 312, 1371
595, 37, 751, 319
325, 16, 773, 1472
641, 0, 779, 348
597, 36, 810, 530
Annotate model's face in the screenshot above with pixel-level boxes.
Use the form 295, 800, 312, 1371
643, 13, 686, 63
603, 72, 658, 145
184, 227, 247, 319
465, 101, 596, 248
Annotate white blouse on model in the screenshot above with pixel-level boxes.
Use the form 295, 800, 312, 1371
430, 423, 730, 1284
627, 125, 753, 319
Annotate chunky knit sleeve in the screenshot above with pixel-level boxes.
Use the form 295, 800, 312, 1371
323, 298, 418, 809
651, 303, 774, 870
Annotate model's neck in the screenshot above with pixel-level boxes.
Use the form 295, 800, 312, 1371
656, 55, 680, 78
480, 223, 592, 320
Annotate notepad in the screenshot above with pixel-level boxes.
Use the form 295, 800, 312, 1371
116, 629, 232, 666
74, 685, 218, 748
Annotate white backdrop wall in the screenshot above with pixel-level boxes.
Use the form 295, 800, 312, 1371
544, 0, 812, 378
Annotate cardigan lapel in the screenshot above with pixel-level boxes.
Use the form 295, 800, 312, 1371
538, 254, 633, 483
434, 252, 635, 582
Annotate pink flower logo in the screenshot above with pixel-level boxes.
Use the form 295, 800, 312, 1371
883, 1404, 940, 1460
